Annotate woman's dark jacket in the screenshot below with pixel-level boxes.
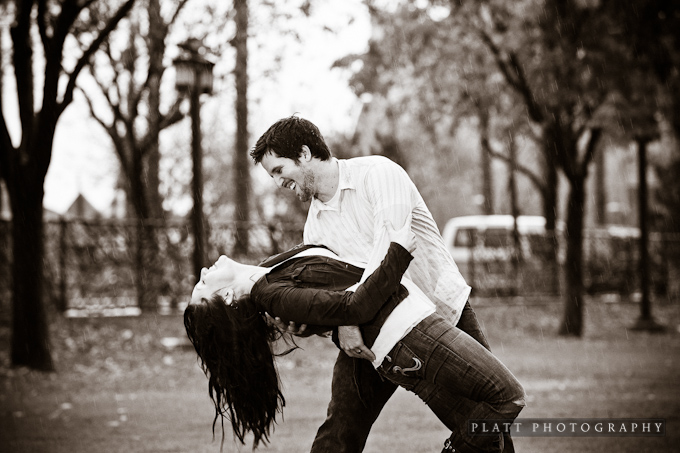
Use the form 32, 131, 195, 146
252, 243, 412, 349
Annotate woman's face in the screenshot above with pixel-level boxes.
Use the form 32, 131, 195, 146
191, 255, 238, 305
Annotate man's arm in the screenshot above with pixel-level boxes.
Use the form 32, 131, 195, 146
339, 160, 418, 359
361, 161, 417, 282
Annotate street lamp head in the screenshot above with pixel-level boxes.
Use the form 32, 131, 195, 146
173, 39, 215, 94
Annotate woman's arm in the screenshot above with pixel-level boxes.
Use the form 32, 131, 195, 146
254, 242, 413, 326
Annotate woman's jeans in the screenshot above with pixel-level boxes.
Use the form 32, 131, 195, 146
310, 302, 521, 453
377, 312, 525, 453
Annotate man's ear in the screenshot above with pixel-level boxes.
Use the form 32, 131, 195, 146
215, 287, 235, 305
300, 145, 312, 162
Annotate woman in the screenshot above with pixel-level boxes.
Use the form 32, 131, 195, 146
184, 223, 525, 452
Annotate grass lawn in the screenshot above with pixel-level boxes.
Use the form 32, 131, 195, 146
1, 296, 679, 452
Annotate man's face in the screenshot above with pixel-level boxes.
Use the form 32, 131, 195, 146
260, 150, 316, 202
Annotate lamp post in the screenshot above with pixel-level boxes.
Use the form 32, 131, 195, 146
631, 134, 665, 332
627, 107, 663, 332
590, 94, 664, 332
174, 39, 214, 282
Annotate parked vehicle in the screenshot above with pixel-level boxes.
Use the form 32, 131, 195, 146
441, 215, 551, 295
442, 215, 674, 297
442, 215, 547, 265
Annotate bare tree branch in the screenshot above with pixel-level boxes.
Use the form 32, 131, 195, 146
476, 27, 545, 125
119, 19, 145, 117
49, 0, 81, 53
100, 42, 126, 116
580, 128, 602, 175
158, 98, 185, 130
138, 101, 184, 153
0, 21, 12, 170
37, 0, 49, 49
93, 46, 140, 151
477, 29, 518, 85
487, 143, 546, 192
0, 90, 13, 182
79, 87, 108, 131
10, 0, 35, 155
575, 124, 586, 143
81, 84, 136, 177
506, 51, 544, 121
57, 0, 137, 117
90, 69, 125, 126
552, 119, 574, 180
169, 0, 191, 25
157, 97, 185, 132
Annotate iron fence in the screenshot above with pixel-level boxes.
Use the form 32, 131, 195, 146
1, 219, 679, 316
461, 229, 680, 298
0, 218, 304, 317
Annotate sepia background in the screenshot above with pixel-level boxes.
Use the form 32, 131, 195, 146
1, 0, 679, 451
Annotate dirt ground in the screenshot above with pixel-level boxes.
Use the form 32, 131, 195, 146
1, 296, 679, 453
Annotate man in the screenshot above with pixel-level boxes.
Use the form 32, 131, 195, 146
251, 116, 519, 453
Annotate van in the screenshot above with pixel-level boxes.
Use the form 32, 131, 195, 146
442, 215, 547, 263
441, 215, 549, 294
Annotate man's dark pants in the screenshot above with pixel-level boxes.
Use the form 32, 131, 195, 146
310, 301, 516, 453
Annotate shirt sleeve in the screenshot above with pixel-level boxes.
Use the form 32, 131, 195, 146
254, 243, 413, 326
364, 160, 415, 227
360, 161, 416, 282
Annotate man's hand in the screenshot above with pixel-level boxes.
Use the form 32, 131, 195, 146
265, 313, 308, 335
338, 325, 376, 361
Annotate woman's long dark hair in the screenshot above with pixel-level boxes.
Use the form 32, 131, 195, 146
184, 294, 288, 447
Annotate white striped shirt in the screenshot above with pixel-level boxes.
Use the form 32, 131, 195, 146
303, 155, 470, 328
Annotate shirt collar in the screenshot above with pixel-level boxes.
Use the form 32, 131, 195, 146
310, 158, 355, 214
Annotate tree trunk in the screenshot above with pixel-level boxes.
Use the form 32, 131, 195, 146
233, 0, 250, 257
134, 219, 160, 312
595, 145, 606, 225
559, 176, 586, 336
136, 0, 165, 312
508, 136, 520, 249
669, 79, 680, 146
130, 176, 160, 312
508, 135, 521, 295
543, 157, 558, 232
146, 0, 164, 222
2, 0, 135, 371
10, 185, 54, 371
542, 126, 561, 295
134, 200, 161, 313
479, 107, 494, 215
127, 146, 158, 312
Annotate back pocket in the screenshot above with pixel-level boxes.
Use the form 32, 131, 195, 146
379, 341, 424, 390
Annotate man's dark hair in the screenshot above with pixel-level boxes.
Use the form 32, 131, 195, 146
250, 116, 332, 164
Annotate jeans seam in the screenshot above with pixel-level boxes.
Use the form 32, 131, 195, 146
420, 324, 508, 401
